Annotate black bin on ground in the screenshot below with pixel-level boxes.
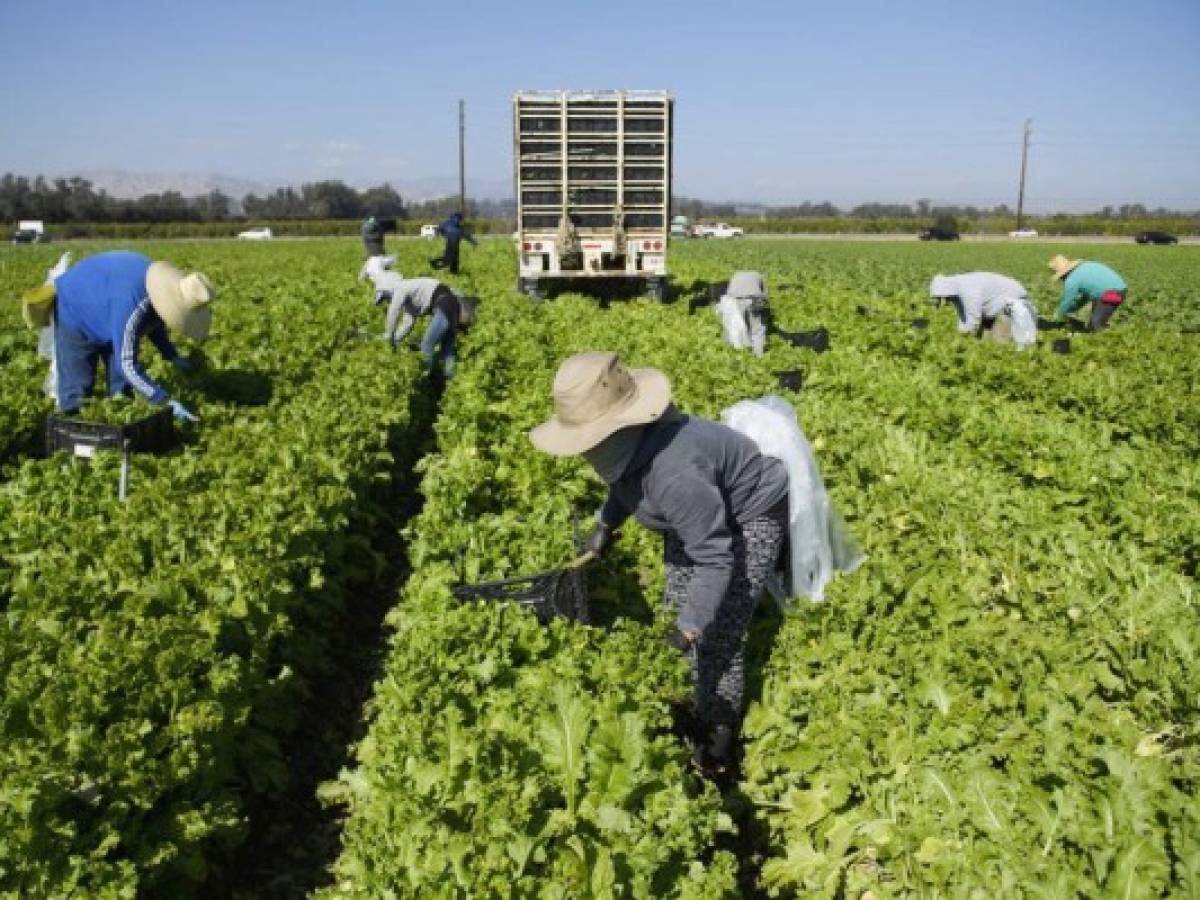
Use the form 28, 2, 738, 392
46, 407, 176, 459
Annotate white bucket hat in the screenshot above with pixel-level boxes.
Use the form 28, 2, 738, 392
530, 351, 672, 456
929, 274, 958, 299
146, 262, 214, 341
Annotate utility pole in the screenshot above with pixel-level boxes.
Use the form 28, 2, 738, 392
1016, 118, 1032, 230
458, 100, 466, 216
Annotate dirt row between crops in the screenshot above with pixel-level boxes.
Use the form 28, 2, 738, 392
213, 385, 442, 900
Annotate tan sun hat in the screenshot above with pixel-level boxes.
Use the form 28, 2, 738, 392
1048, 254, 1082, 280
145, 262, 215, 341
529, 351, 672, 456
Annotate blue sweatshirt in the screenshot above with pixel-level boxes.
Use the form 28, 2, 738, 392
436, 213, 476, 245
54, 251, 178, 404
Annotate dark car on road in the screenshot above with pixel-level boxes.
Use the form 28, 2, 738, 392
10, 228, 49, 244
919, 226, 960, 242
1135, 230, 1178, 245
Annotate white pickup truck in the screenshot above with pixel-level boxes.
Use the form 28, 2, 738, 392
237, 227, 273, 241
694, 222, 744, 239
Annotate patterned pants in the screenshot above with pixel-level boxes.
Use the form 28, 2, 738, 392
663, 498, 788, 728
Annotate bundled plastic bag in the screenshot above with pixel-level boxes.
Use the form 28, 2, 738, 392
39, 324, 56, 398
715, 294, 752, 350
722, 395, 864, 604
1008, 297, 1038, 350
35, 253, 71, 397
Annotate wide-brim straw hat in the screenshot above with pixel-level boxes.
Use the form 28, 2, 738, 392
146, 262, 214, 341
530, 351, 672, 456
1048, 254, 1082, 280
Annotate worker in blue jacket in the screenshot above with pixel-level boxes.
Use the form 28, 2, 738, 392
432, 211, 477, 274
51, 251, 214, 420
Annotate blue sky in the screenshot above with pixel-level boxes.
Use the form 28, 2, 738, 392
2, 0, 1198, 210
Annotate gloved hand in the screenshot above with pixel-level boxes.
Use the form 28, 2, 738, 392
168, 400, 199, 423
666, 628, 698, 653
171, 356, 195, 373
585, 523, 616, 557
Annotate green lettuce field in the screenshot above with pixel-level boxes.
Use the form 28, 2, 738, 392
1, 238, 1197, 898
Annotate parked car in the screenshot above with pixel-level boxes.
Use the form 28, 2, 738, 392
919, 226, 960, 241
11, 228, 49, 244
694, 222, 744, 239
1135, 230, 1178, 245
11, 219, 48, 243
1009, 229, 1039, 238
237, 227, 273, 241
420, 224, 438, 239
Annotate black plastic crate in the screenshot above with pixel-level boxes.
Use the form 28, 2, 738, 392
46, 407, 176, 459
452, 563, 590, 625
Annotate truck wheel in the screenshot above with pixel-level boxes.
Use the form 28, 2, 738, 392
518, 277, 544, 302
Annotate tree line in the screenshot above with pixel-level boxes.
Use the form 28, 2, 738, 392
673, 196, 1200, 221
0, 173, 515, 225
3, 172, 1195, 236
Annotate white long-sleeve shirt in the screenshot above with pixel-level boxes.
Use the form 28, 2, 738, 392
931, 272, 1033, 334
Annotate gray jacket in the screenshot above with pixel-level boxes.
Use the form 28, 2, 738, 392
727, 270, 767, 302
599, 409, 789, 635
384, 278, 444, 344
933, 272, 1031, 334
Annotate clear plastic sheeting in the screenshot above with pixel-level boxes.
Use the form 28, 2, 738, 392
715, 294, 768, 355
1008, 297, 1038, 350
715, 294, 752, 350
722, 395, 864, 604
39, 253, 72, 399
39, 325, 56, 398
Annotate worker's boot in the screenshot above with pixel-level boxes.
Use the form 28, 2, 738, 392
691, 723, 735, 777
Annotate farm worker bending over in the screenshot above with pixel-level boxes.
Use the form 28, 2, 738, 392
375, 275, 476, 377
50, 251, 212, 421
361, 216, 386, 257
432, 212, 477, 275
530, 352, 790, 770
358, 254, 403, 305
726, 271, 770, 356
1049, 255, 1128, 331
928, 272, 1038, 349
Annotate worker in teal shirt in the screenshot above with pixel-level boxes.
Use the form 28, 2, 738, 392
1049, 254, 1128, 331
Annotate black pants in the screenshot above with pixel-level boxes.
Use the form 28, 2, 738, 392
439, 238, 461, 274
663, 499, 789, 729
1089, 298, 1121, 331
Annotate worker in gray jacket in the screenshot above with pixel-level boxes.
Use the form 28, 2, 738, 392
530, 351, 789, 770
726, 270, 770, 355
377, 276, 475, 377
929, 272, 1038, 349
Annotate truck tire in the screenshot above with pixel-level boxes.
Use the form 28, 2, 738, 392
518, 277, 544, 302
